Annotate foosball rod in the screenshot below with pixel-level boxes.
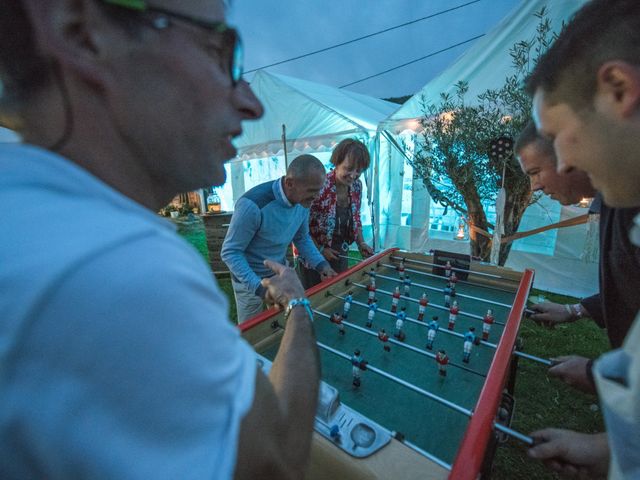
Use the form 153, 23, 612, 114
339, 254, 514, 295
379, 262, 515, 295
352, 282, 501, 325
313, 309, 486, 378
320, 341, 534, 446
334, 291, 552, 367
390, 255, 520, 282
336, 292, 498, 354
375, 268, 514, 311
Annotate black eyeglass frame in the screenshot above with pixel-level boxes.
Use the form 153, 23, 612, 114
102, 0, 243, 86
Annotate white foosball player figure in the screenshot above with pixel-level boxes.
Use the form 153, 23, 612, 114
366, 299, 378, 328
463, 327, 477, 363
403, 275, 411, 297
394, 307, 407, 341
343, 291, 353, 318
426, 316, 439, 350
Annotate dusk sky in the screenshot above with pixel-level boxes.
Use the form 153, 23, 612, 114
229, 0, 523, 99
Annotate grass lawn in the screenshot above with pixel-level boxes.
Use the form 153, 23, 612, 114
177, 224, 610, 479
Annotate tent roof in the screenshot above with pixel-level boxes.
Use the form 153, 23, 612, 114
234, 70, 397, 160
380, 0, 587, 134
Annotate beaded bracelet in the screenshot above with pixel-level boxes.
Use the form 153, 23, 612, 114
284, 297, 314, 321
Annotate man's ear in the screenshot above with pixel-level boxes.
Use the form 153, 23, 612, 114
21, 0, 118, 89
595, 61, 640, 118
284, 176, 294, 189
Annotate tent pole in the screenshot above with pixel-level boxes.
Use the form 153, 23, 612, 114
282, 124, 289, 170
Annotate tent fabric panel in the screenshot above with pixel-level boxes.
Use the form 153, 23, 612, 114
381, 0, 589, 128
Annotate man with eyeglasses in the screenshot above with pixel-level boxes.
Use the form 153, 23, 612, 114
0, 1, 320, 479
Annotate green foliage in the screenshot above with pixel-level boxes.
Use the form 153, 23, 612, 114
174, 216, 210, 262
410, 8, 557, 264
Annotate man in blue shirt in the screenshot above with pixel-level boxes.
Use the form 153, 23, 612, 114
222, 154, 336, 322
0, 1, 323, 479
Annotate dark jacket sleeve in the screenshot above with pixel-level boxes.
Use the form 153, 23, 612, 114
580, 294, 604, 328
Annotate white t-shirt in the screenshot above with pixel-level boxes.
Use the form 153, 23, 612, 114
0, 144, 256, 479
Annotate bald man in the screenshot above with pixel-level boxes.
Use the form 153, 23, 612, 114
222, 154, 336, 322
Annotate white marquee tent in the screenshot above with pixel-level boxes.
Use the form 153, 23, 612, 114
221, 70, 397, 233
374, 0, 596, 297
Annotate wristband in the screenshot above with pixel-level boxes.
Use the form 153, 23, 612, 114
284, 297, 313, 321
572, 303, 585, 319
564, 304, 575, 319
564, 303, 584, 320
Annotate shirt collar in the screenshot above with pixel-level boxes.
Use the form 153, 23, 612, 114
274, 177, 293, 207
630, 213, 640, 247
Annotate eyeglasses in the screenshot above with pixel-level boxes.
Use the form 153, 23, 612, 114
102, 0, 243, 87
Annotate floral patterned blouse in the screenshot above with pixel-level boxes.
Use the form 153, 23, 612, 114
309, 169, 363, 248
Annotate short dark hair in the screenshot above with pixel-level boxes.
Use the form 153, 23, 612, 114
286, 154, 325, 180
330, 138, 370, 171
0, 1, 143, 107
0, 2, 50, 107
526, 0, 640, 108
514, 121, 554, 158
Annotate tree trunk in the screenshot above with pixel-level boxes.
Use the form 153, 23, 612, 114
497, 187, 532, 265
466, 199, 492, 261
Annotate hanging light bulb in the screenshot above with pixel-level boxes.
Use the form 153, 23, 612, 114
577, 197, 592, 208
454, 217, 467, 240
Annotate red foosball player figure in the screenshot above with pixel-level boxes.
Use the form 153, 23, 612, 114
444, 260, 452, 278
482, 308, 495, 341
436, 349, 449, 377
417, 293, 429, 321
448, 300, 459, 330
351, 349, 367, 387
378, 329, 391, 352
390, 286, 401, 313
450, 271, 458, 285
367, 283, 377, 304
330, 312, 345, 335
397, 257, 406, 280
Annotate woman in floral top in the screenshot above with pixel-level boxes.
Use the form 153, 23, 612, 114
300, 139, 374, 288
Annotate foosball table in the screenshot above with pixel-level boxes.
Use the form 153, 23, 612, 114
240, 248, 541, 479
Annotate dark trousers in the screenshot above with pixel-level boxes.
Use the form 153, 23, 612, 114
299, 254, 348, 290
